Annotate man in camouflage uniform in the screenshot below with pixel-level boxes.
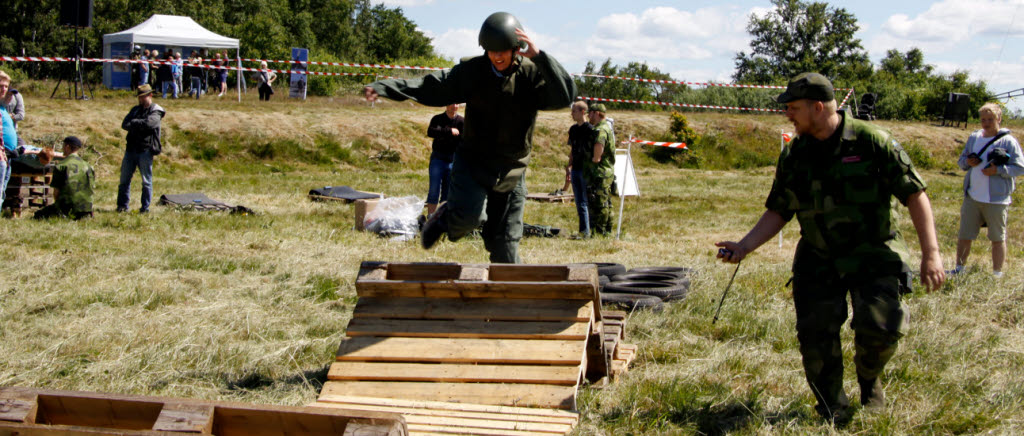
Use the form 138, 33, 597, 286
34, 136, 94, 220
715, 73, 945, 422
586, 103, 616, 235
363, 12, 576, 263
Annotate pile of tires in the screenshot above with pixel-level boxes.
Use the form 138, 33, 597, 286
591, 264, 692, 312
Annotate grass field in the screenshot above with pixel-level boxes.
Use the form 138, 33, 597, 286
1, 87, 1023, 434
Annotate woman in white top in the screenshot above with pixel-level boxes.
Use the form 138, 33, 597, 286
257, 61, 276, 101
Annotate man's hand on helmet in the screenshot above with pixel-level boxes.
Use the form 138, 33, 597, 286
515, 29, 539, 58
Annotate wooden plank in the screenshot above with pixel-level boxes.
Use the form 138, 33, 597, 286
345, 319, 590, 340
0, 390, 38, 423
320, 382, 576, 410
353, 298, 591, 322
404, 413, 571, 433
602, 310, 627, 321
312, 402, 576, 425
315, 395, 578, 421
486, 265, 569, 282
355, 281, 595, 300
328, 362, 580, 385
152, 403, 214, 433
335, 337, 585, 365
407, 425, 555, 436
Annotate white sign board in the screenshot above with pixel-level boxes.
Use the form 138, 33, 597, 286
613, 148, 640, 196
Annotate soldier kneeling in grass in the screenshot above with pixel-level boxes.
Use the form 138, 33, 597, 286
34, 136, 94, 220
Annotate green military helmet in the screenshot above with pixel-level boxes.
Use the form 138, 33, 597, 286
479, 12, 526, 52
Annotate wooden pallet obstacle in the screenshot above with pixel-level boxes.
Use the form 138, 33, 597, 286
0, 386, 408, 435
3, 171, 56, 216
315, 261, 640, 435
525, 193, 573, 203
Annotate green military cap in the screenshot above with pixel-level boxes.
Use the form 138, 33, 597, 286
775, 72, 834, 103
588, 103, 607, 113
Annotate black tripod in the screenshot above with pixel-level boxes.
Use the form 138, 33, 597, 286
51, 27, 93, 100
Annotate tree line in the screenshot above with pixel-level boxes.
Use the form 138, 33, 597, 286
0, 0, 444, 94
584, 0, 994, 121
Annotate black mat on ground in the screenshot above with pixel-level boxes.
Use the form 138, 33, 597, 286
158, 193, 255, 214
308, 186, 381, 202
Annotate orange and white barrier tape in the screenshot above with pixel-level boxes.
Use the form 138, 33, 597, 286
623, 138, 688, 149
575, 73, 852, 91
239, 58, 446, 71
838, 87, 855, 108
580, 96, 784, 113
782, 132, 794, 143
1, 56, 393, 78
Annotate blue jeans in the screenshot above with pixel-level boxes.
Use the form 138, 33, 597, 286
0, 159, 9, 204
570, 169, 590, 235
139, 71, 149, 87
427, 158, 453, 205
162, 80, 178, 98
117, 149, 154, 211
190, 77, 202, 99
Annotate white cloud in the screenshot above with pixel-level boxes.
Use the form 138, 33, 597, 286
424, 28, 479, 61
880, 0, 1024, 45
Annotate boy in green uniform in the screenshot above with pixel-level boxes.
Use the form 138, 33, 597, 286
363, 12, 576, 263
715, 73, 944, 422
586, 103, 615, 235
34, 136, 94, 220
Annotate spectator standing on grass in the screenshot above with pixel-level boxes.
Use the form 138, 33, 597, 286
565, 100, 594, 238
257, 61, 276, 101
173, 52, 184, 97
218, 51, 229, 97
158, 50, 175, 98
118, 84, 165, 213
211, 52, 223, 97
424, 103, 464, 215
715, 73, 944, 423
2, 71, 26, 147
364, 12, 576, 263
0, 70, 19, 206
187, 53, 204, 99
950, 103, 1024, 278
34, 136, 93, 220
585, 103, 615, 236
138, 48, 150, 88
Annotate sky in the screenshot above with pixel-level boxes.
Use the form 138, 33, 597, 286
374, 0, 1024, 112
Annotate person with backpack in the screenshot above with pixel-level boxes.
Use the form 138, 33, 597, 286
950, 102, 1024, 277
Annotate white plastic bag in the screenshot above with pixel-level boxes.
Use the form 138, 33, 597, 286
364, 195, 424, 240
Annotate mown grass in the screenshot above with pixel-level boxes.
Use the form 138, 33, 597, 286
1, 86, 1023, 434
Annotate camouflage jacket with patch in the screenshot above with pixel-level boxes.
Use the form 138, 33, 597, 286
765, 111, 927, 276
585, 119, 616, 179
52, 154, 95, 214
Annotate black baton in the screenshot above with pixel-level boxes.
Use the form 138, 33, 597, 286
713, 248, 742, 324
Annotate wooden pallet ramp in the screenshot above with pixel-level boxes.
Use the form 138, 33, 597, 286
318, 262, 634, 435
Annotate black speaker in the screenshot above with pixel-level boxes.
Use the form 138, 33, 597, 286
60, 0, 93, 28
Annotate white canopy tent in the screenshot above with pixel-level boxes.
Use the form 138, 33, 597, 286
102, 15, 242, 99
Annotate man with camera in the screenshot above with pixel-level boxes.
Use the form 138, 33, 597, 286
951, 102, 1024, 277
715, 73, 944, 423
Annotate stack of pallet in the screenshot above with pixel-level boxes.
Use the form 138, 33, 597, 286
3, 167, 54, 216
0, 386, 408, 435
315, 261, 639, 436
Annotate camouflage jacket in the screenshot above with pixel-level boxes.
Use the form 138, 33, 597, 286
585, 119, 616, 179
52, 154, 94, 214
765, 111, 927, 277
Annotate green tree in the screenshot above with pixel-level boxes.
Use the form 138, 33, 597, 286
733, 0, 871, 85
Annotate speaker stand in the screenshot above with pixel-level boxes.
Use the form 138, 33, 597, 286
50, 27, 92, 100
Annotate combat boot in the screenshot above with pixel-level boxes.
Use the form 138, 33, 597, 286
420, 202, 449, 249
859, 376, 885, 409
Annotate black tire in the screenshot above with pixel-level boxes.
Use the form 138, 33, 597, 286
600, 292, 664, 312
598, 275, 610, 289
603, 280, 689, 301
628, 266, 693, 279
611, 272, 689, 284
593, 262, 627, 277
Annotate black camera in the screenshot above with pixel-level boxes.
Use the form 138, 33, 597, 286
989, 148, 1010, 166
968, 152, 980, 161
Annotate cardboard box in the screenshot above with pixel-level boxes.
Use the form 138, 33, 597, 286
354, 198, 380, 231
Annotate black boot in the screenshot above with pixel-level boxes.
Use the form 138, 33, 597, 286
859, 376, 885, 409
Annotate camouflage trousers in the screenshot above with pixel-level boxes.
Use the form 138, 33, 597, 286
792, 271, 906, 411
586, 173, 614, 235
